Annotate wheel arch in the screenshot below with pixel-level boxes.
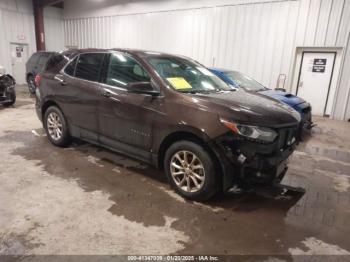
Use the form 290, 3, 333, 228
41, 100, 71, 147
26, 73, 34, 82
157, 131, 224, 181
41, 100, 63, 120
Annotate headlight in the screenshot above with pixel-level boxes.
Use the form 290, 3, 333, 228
220, 118, 278, 143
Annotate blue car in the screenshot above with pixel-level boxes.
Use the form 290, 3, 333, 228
210, 68, 313, 129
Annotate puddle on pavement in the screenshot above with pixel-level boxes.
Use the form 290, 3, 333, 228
302, 145, 350, 163
0, 96, 34, 110
3, 129, 350, 255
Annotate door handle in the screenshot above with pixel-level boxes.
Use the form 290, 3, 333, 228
56, 79, 67, 86
102, 90, 111, 98
54, 74, 66, 86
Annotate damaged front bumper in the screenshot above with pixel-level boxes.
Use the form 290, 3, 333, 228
212, 125, 299, 191
0, 96, 14, 103
0, 80, 15, 105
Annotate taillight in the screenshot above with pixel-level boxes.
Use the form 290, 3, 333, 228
35, 74, 42, 87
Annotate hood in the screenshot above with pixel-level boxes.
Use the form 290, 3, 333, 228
191, 90, 300, 128
259, 89, 305, 107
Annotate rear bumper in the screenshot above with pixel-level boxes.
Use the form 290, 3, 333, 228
297, 102, 313, 129
35, 88, 43, 122
302, 112, 313, 129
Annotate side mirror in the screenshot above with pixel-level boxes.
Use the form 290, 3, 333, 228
127, 82, 160, 96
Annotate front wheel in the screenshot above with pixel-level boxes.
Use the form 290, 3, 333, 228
164, 140, 219, 201
44, 106, 71, 147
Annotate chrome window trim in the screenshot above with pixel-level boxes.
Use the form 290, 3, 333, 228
61, 51, 108, 82
100, 82, 127, 92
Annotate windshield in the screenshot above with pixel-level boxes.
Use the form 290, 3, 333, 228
224, 71, 267, 92
147, 57, 231, 93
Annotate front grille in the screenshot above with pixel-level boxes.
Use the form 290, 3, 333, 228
277, 126, 298, 150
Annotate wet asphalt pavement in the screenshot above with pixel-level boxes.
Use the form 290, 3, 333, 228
0, 85, 350, 259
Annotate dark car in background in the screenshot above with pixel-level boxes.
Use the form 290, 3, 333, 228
0, 73, 16, 107
26, 51, 55, 94
210, 68, 313, 130
35, 49, 301, 200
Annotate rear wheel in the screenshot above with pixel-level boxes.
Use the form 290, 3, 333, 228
27, 75, 36, 94
44, 106, 71, 147
164, 140, 219, 201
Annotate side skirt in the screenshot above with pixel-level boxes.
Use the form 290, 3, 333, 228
69, 124, 157, 167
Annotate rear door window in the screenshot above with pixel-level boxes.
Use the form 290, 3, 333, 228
104, 52, 150, 89
75, 53, 105, 82
45, 54, 64, 72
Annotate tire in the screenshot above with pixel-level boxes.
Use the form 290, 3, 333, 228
27, 75, 36, 94
44, 106, 71, 147
164, 140, 219, 201
3, 92, 16, 107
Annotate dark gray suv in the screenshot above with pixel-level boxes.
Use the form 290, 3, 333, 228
26, 51, 55, 94
35, 48, 301, 200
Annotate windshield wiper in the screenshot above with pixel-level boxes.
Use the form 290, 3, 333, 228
178, 90, 201, 94
179, 88, 233, 94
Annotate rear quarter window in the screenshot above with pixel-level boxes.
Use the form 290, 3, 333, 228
45, 54, 65, 72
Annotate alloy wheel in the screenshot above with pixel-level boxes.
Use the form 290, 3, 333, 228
29, 78, 36, 93
170, 150, 205, 193
47, 112, 63, 141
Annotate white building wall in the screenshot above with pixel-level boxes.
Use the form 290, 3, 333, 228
62, 0, 350, 120
63, 0, 289, 19
63, 0, 301, 89
0, 0, 36, 76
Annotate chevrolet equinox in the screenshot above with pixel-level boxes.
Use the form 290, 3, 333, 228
35, 49, 301, 200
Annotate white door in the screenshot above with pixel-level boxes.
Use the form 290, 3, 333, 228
10, 43, 29, 85
296, 52, 336, 116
